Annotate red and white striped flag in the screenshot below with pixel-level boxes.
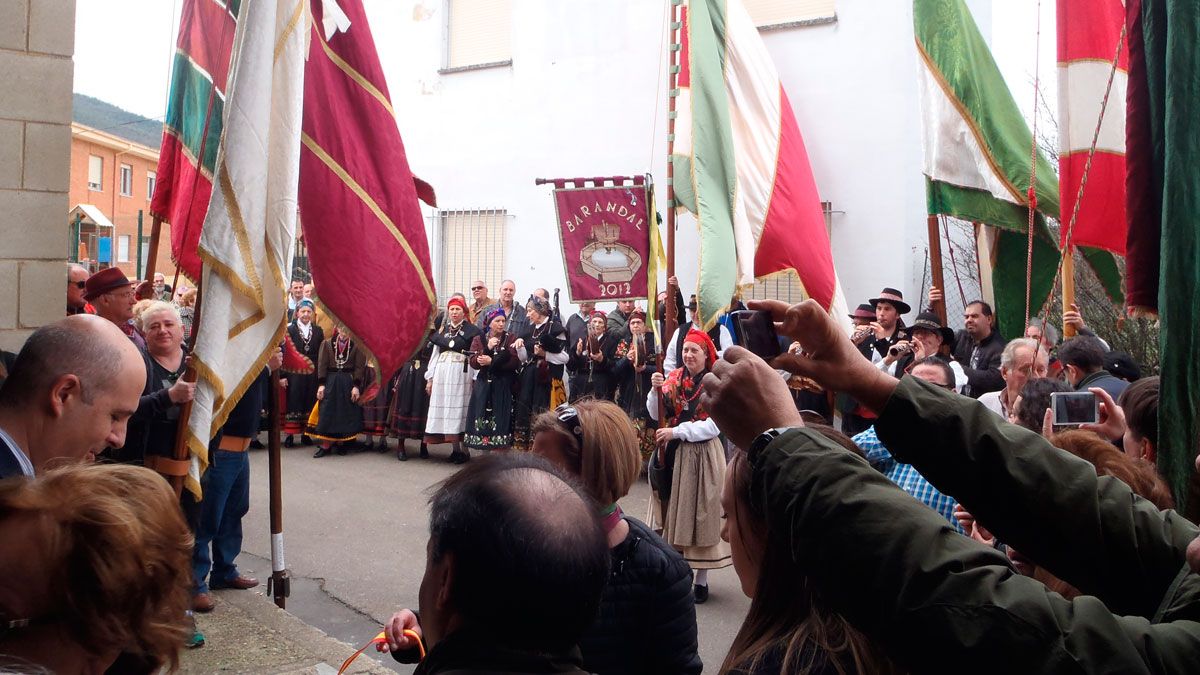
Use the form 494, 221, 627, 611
1056, 0, 1128, 254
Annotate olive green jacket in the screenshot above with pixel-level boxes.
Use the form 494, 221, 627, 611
752, 376, 1200, 674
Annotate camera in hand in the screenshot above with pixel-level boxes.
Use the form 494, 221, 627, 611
1050, 391, 1098, 426
730, 310, 782, 361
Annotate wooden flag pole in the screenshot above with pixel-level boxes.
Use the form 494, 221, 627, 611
1062, 245, 1077, 338
926, 214, 947, 325
144, 216, 163, 283
168, 281, 203, 500
266, 365, 289, 609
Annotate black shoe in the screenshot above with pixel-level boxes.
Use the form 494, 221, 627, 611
376, 439, 389, 453
419, 444, 429, 459
693, 584, 709, 604
313, 447, 328, 458
249, 439, 265, 449
396, 449, 408, 462
449, 451, 470, 465
300, 435, 313, 446
336, 445, 348, 456
283, 435, 295, 448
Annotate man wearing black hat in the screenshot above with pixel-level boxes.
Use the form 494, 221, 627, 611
875, 311, 965, 392
85, 267, 145, 351
838, 303, 882, 435
866, 288, 912, 363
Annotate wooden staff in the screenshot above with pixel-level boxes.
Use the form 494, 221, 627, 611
1062, 246, 1077, 338
926, 214, 947, 325
168, 282, 203, 499
266, 365, 289, 609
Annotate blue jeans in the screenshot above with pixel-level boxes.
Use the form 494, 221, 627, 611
192, 449, 250, 593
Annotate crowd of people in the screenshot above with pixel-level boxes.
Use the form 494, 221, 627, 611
0, 262, 1196, 674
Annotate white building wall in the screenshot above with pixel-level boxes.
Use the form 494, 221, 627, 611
366, 0, 991, 315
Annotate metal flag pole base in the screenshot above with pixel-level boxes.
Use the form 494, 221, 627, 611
266, 568, 291, 609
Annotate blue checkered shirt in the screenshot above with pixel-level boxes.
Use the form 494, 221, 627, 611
853, 426, 964, 534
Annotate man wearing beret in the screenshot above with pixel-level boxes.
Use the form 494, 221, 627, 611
85, 268, 144, 351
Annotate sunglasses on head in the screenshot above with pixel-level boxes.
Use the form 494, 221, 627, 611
555, 404, 584, 449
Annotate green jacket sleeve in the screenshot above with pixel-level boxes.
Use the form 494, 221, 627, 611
875, 377, 1198, 620
751, 426, 1200, 674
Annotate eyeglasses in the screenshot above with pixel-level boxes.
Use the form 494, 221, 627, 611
555, 404, 584, 450
70, 280, 86, 289
471, 286, 484, 291
935, 382, 955, 390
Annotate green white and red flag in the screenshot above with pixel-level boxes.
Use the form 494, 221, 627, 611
671, 0, 848, 331
298, 0, 437, 381
1056, 0, 1128, 255
150, 0, 240, 282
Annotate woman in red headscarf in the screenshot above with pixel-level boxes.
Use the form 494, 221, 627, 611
424, 296, 483, 464
648, 328, 731, 604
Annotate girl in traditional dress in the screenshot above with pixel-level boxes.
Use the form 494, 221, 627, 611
282, 299, 323, 447
612, 309, 657, 464
648, 328, 731, 604
464, 308, 523, 453
568, 310, 618, 401
358, 363, 393, 453
424, 296, 482, 464
388, 324, 436, 462
311, 325, 366, 457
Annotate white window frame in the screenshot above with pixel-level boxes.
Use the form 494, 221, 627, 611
88, 155, 103, 191
743, 0, 837, 31
119, 164, 133, 197
441, 0, 513, 74
146, 171, 156, 201
434, 208, 509, 307
117, 234, 131, 263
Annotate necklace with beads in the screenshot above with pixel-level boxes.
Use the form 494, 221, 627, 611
334, 335, 351, 368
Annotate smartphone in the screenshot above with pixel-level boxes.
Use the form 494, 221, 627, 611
1050, 391, 1098, 426
730, 310, 782, 361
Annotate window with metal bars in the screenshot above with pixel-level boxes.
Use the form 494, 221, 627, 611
435, 209, 508, 306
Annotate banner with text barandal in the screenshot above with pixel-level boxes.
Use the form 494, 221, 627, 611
552, 178, 652, 303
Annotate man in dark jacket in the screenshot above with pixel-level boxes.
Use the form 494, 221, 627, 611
1059, 335, 1129, 400
702, 299, 1200, 674
951, 300, 1005, 397
381, 453, 609, 674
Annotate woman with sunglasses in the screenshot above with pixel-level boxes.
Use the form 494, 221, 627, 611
531, 399, 702, 675
464, 308, 523, 452
648, 328, 731, 603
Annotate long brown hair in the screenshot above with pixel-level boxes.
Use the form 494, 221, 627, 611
720, 425, 901, 675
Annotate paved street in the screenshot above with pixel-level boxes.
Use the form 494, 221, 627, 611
234, 439, 750, 673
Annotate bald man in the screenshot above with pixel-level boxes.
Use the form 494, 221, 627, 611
66, 264, 91, 316
0, 315, 147, 478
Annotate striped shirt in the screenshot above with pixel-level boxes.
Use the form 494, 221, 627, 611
854, 426, 964, 534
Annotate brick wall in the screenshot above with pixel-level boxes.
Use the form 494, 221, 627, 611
0, 0, 76, 352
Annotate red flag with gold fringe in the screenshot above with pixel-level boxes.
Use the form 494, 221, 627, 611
299, 0, 436, 381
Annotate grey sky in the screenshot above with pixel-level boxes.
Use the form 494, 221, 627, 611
72, 0, 1058, 130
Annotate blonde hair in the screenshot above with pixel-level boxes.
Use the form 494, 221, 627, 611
179, 288, 197, 308
530, 399, 641, 505
136, 300, 182, 332
0, 464, 192, 670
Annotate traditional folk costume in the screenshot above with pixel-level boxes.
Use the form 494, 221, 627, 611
612, 312, 658, 464
464, 309, 523, 452
282, 300, 323, 445
567, 310, 619, 401
424, 298, 483, 452
359, 364, 393, 452
387, 312, 439, 460
647, 329, 732, 579
310, 332, 367, 455
512, 295, 569, 451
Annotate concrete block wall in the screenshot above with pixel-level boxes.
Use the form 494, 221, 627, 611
0, 0, 75, 352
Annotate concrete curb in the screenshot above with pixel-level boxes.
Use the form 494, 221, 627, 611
181, 587, 394, 674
